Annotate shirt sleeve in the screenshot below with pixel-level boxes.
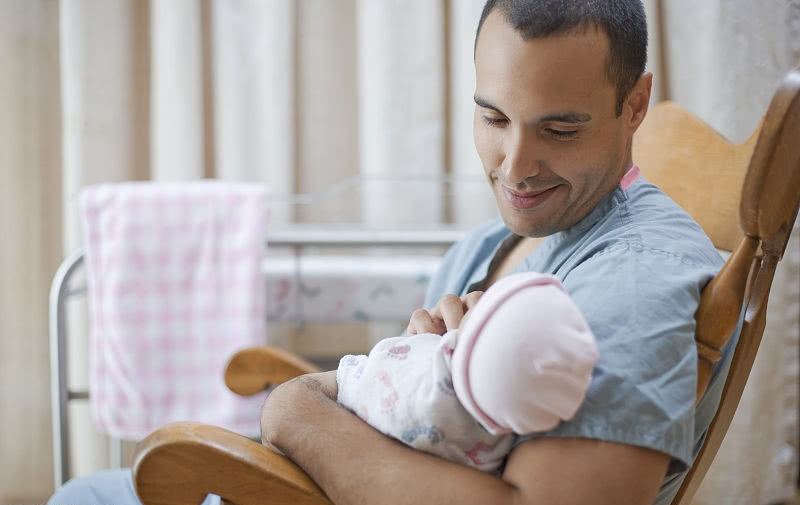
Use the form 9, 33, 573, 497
514, 242, 718, 474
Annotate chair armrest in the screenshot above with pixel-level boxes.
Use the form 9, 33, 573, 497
133, 421, 331, 505
225, 346, 322, 396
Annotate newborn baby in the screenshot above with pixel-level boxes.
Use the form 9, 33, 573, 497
336, 272, 599, 472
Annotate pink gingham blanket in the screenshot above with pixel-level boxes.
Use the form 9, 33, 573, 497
81, 181, 268, 439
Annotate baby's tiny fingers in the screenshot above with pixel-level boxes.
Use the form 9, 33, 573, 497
438, 294, 466, 331
407, 309, 445, 335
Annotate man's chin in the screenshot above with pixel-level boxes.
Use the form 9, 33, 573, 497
493, 187, 566, 237
498, 209, 557, 238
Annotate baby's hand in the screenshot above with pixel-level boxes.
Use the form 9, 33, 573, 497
406, 291, 484, 335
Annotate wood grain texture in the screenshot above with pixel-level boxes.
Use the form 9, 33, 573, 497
633, 101, 758, 253
740, 70, 800, 241
225, 346, 321, 396
692, 236, 759, 398
133, 422, 331, 505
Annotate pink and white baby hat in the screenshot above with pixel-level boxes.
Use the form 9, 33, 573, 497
451, 272, 599, 436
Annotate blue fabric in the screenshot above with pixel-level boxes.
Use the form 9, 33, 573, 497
424, 177, 736, 505
46, 469, 221, 505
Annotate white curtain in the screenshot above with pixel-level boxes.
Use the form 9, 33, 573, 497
0, 0, 797, 502
0, 2, 62, 504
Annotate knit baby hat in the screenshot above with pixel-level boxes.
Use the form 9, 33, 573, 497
451, 272, 599, 436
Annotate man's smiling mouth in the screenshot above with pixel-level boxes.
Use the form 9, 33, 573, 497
501, 185, 560, 209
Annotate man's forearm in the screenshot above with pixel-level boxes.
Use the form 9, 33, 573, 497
270, 380, 518, 505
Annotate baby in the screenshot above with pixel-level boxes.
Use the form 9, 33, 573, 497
336, 271, 599, 473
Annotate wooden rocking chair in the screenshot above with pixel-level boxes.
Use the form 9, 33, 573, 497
132, 68, 800, 505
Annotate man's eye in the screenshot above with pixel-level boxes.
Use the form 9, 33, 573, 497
544, 128, 578, 139
482, 116, 508, 127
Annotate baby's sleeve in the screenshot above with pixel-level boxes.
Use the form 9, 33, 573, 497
336, 353, 370, 414
451, 274, 598, 436
336, 333, 455, 433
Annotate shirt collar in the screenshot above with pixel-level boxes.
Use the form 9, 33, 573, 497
557, 164, 640, 238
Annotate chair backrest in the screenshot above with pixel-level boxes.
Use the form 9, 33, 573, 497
633, 68, 800, 505
634, 102, 761, 401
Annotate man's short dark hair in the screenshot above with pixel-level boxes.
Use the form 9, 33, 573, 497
476, 0, 647, 116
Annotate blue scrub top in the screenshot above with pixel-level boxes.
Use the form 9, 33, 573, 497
424, 176, 739, 505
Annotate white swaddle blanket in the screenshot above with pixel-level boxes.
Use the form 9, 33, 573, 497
337, 272, 599, 472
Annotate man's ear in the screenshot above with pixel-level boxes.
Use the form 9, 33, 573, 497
626, 72, 653, 132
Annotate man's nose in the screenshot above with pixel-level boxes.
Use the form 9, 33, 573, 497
502, 127, 541, 185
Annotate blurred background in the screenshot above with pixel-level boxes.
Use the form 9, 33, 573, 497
0, 1, 798, 504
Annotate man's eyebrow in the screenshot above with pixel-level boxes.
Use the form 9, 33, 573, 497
474, 95, 592, 124
474, 95, 504, 114
538, 112, 592, 124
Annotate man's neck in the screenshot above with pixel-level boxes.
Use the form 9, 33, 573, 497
485, 236, 547, 288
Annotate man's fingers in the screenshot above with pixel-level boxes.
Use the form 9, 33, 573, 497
437, 294, 466, 331
407, 308, 446, 335
462, 291, 484, 310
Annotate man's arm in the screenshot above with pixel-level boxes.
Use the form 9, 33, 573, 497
262, 372, 669, 505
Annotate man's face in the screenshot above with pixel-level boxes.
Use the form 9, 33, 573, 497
474, 12, 634, 237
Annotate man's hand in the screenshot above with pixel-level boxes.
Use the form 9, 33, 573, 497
406, 291, 483, 335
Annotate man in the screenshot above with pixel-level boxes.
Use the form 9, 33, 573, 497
259, 3, 729, 505
49, 1, 732, 504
